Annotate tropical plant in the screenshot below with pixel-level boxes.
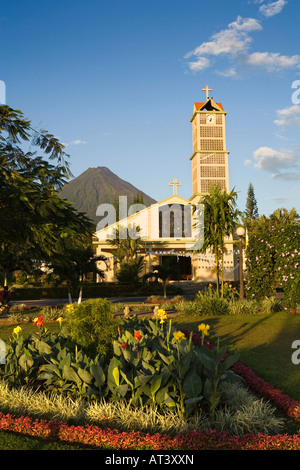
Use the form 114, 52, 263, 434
194, 185, 240, 296
147, 258, 182, 298
116, 256, 145, 286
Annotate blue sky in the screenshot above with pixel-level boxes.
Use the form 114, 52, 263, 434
1, 0, 300, 217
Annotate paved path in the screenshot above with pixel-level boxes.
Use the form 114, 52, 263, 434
9, 281, 204, 307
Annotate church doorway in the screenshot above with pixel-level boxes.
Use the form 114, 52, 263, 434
161, 255, 192, 280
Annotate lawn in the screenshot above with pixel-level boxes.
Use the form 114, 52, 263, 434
173, 311, 300, 402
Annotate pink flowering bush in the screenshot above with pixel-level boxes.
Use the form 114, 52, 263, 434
246, 224, 300, 308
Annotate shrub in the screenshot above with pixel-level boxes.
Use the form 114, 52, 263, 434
228, 300, 260, 315
66, 299, 118, 357
195, 289, 229, 316
259, 296, 282, 314
174, 300, 202, 316
40, 306, 66, 321
246, 224, 300, 307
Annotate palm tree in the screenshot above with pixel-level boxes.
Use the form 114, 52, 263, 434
195, 185, 240, 296
50, 246, 107, 304
150, 258, 181, 298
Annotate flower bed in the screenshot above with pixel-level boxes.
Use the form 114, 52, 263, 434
1, 328, 300, 449
1, 410, 300, 450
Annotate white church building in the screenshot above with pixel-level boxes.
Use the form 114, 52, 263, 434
93, 86, 241, 283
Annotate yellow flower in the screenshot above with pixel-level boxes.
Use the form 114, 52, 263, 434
198, 323, 210, 336
157, 308, 167, 323
13, 326, 22, 336
173, 331, 186, 342
56, 317, 64, 323
229, 284, 232, 288
65, 304, 74, 312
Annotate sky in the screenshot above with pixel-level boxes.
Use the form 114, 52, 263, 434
1, 0, 300, 217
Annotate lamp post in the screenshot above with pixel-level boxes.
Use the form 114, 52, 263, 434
236, 226, 245, 300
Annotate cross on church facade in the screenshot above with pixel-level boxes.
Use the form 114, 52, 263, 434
169, 177, 181, 195
202, 84, 212, 101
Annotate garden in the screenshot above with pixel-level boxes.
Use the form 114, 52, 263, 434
1, 286, 300, 451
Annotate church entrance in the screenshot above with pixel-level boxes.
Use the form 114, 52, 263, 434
161, 255, 192, 280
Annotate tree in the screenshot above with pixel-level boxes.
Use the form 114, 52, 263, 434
195, 185, 240, 296
116, 256, 145, 286
0, 105, 93, 284
248, 207, 300, 236
245, 183, 259, 221
49, 244, 108, 303
107, 224, 144, 263
149, 258, 181, 298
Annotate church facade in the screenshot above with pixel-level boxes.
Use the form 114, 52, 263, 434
93, 86, 240, 283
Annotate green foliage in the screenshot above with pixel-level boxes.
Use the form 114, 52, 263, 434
194, 288, 230, 316
116, 256, 145, 285
246, 223, 300, 308
111, 315, 240, 416
0, 313, 241, 418
0, 105, 93, 283
245, 183, 259, 221
65, 299, 118, 357
194, 185, 240, 295
147, 258, 182, 298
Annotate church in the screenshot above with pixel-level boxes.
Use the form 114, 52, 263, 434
93, 86, 241, 283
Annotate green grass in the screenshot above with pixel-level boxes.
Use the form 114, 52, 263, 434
173, 311, 300, 402
0, 431, 87, 450
0, 321, 60, 343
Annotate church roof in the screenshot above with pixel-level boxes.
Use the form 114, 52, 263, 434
194, 100, 224, 112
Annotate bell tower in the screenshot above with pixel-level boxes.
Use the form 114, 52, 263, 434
189, 85, 230, 203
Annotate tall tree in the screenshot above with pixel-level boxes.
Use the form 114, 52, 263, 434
245, 183, 259, 221
195, 185, 240, 296
0, 105, 93, 283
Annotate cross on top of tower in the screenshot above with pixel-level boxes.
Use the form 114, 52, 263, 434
202, 84, 212, 101
169, 177, 181, 195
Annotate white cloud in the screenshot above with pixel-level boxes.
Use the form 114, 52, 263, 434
184, 16, 261, 71
188, 56, 210, 71
63, 139, 87, 147
244, 52, 300, 71
244, 159, 252, 166
274, 105, 300, 126
254, 146, 300, 180
267, 196, 291, 201
184, 5, 299, 75
259, 0, 287, 17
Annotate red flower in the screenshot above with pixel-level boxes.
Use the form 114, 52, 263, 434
33, 315, 44, 327
134, 330, 142, 342
121, 342, 127, 350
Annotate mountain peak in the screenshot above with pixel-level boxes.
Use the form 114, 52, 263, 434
59, 166, 156, 225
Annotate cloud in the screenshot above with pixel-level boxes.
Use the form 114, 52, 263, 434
184, 5, 299, 75
274, 105, 300, 126
259, 0, 287, 17
244, 52, 300, 71
244, 159, 252, 166
184, 16, 261, 71
63, 139, 87, 147
267, 195, 291, 201
254, 146, 300, 180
